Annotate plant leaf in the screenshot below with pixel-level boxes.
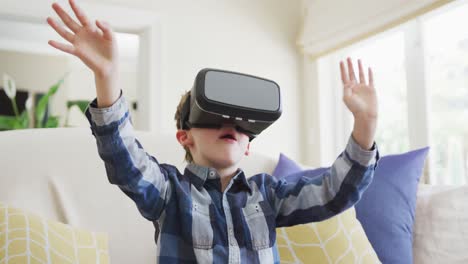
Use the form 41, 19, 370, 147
67, 100, 91, 114
18, 110, 29, 129
45, 116, 60, 128
2, 73, 16, 99
0, 115, 17, 130
35, 78, 64, 128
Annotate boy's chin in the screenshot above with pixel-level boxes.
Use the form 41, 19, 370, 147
209, 155, 242, 169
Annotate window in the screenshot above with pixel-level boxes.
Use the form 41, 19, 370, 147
317, 0, 468, 185
422, 1, 468, 185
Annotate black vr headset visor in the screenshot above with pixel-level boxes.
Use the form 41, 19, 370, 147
180, 68, 282, 140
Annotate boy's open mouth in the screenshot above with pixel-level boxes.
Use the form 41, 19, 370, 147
219, 132, 237, 141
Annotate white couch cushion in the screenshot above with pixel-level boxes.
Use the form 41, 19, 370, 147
413, 184, 468, 264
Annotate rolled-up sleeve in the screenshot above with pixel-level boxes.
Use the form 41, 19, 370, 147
272, 134, 379, 227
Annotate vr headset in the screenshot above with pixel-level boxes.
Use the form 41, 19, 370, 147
179, 68, 282, 141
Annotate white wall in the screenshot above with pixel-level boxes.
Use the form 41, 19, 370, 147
0, 0, 304, 162
91, 0, 304, 161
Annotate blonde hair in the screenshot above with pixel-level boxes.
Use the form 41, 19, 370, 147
174, 90, 193, 163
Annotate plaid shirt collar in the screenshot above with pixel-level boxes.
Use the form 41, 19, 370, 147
186, 163, 252, 194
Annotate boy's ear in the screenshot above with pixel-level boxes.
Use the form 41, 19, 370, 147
176, 130, 193, 147
244, 142, 250, 156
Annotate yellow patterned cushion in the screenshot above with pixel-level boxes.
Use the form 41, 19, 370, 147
277, 207, 380, 264
0, 202, 109, 264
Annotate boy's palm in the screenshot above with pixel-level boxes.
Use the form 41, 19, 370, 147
71, 25, 115, 71
47, 0, 117, 77
340, 58, 378, 119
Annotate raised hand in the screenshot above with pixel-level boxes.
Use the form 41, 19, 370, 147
47, 0, 117, 77
340, 58, 378, 150
47, 0, 120, 107
340, 58, 378, 120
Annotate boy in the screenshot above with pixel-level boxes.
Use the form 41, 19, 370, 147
47, 0, 379, 263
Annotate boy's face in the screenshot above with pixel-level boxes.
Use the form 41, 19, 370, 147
176, 124, 250, 169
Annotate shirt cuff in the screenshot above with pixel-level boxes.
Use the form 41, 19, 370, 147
345, 134, 379, 168
85, 90, 128, 127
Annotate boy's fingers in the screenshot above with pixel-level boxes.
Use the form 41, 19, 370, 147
347, 57, 357, 82
368, 67, 374, 87
48, 40, 76, 55
52, 2, 81, 33
69, 0, 91, 27
340, 61, 348, 84
96, 20, 113, 41
358, 59, 366, 84
47, 17, 75, 43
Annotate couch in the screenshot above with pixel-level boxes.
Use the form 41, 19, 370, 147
1, 128, 466, 263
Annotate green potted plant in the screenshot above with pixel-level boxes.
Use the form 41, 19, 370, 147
0, 73, 65, 130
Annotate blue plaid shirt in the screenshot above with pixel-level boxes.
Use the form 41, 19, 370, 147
85, 92, 379, 263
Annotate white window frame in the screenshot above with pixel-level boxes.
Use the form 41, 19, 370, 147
307, 0, 467, 184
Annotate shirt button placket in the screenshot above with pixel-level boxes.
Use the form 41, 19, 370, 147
223, 190, 240, 264
209, 170, 216, 178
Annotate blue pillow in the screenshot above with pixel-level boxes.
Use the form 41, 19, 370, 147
272, 147, 430, 264
272, 153, 328, 180
273, 153, 309, 177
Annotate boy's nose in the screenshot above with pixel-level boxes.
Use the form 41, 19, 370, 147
220, 124, 237, 134
219, 123, 240, 135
